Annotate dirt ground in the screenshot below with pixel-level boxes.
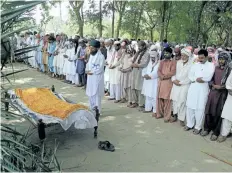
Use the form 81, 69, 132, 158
2, 63, 232, 172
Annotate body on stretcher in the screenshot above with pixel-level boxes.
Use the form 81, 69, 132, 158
6, 87, 100, 139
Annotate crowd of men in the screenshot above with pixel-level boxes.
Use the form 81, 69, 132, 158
15, 32, 232, 144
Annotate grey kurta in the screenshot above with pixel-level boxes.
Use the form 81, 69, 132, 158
131, 51, 150, 90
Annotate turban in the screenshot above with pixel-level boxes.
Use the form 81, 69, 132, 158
181, 48, 192, 57
90, 39, 100, 48
114, 41, 120, 45
150, 49, 159, 58
218, 51, 231, 62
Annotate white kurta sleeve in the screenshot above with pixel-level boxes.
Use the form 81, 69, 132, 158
150, 65, 159, 79
142, 67, 147, 77
188, 65, 196, 82
201, 63, 215, 82
226, 72, 232, 90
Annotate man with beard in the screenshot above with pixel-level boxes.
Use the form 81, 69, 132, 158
170, 48, 192, 125
76, 39, 87, 87
108, 41, 121, 103
185, 49, 215, 134
130, 41, 150, 111
156, 47, 176, 122
85, 40, 105, 113
201, 52, 231, 141
218, 69, 232, 143
119, 45, 134, 104
173, 47, 181, 61
104, 39, 114, 96
141, 47, 160, 117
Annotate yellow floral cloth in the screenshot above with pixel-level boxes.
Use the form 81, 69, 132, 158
15, 88, 88, 120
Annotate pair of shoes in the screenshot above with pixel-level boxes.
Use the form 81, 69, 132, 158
130, 103, 138, 108
98, 141, 115, 152
217, 135, 227, 143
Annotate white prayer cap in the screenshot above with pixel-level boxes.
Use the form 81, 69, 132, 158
149, 44, 157, 51
218, 48, 223, 52
181, 48, 191, 57
175, 45, 180, 48
104, 39, 112, 43
131, 41, 137, 46
114, 41, 120, 45
99, 38, 104, 42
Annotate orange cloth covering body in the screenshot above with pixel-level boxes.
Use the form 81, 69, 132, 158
15, 88, 88, 120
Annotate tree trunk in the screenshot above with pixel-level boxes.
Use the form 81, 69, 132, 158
150, 29, 153, 42
59, 1, 62, 21
164, 2, 171, 40
99, 0, 102, 37
135, 1, 145, 40
69, 1, 84, 37
160, 1, 168, 41
111, 0, 115, 38
195, 1, 207, 44
116, 1, 127, 38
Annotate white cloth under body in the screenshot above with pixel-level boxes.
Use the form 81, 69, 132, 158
8, 90, 97, 130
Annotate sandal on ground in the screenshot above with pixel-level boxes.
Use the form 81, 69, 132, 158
129, 103, 138, 108
108, 98, 115, 101
98, 141, 115, 152
184, 126, 192, 131
114, 100, 120, 103
152, 113, 157, 118
119, 99, 127, 103
193, 129, 201, 135
170, 116, 177, 123
200, 130, 209, 136
179, 121, 185, 127
138, 106, 144, 112
164, 119, 169, 123
210, 134, 218, 141
217, 135, 227, 143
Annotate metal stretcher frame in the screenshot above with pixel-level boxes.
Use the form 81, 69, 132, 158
3, 85, 100, 140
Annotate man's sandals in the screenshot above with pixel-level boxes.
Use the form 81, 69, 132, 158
98, 141, 115, 152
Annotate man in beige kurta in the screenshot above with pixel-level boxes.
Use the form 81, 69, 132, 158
157, 47, 176, 122
130, 41, 150, 111
170, 48, 192, 126
119, 45, 134, 104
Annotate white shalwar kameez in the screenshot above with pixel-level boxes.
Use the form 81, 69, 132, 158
57, 46, 66, 75
109, 51, 121, 101
170, 60, 192, 121
141, 60, 159, 113
64, 47, 76, 83
220, 71, 232, 136
186, 61, 215, 130
104, 47, 114, 91
86, 51, 105, 113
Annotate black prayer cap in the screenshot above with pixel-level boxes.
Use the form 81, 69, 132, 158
90, 39, 100, 48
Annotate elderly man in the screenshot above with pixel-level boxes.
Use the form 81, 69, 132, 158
170, 48, 192, 125
85, 40, 105, 113
185, 49, 215, 134
104, 39, 114, 96
141, 47, 160, 117
119, 45, 134, 104
218, 70, 232, 142
201, 52, 231, 141
130, 41, 150, 111
156, 47, 176, 122
108, 41, 121, 103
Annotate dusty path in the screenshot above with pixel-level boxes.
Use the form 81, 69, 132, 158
2, 64, 232, 171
